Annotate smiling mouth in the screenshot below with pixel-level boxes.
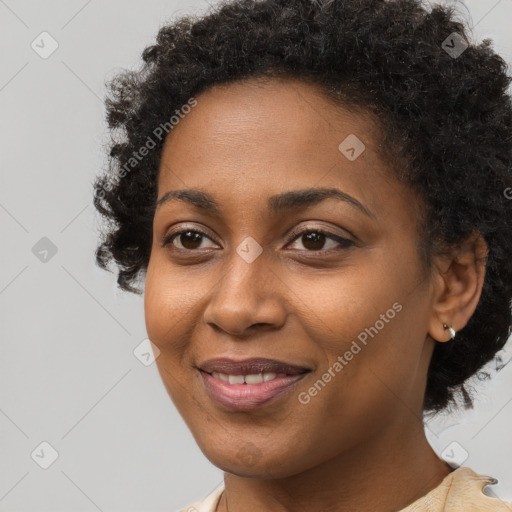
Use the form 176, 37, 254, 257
196, 357, 312, 410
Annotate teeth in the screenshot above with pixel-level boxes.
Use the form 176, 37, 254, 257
228, 375, 245, 385
213, 372, 229, 382
245, 373, 263, 384
212, 372, 278, 384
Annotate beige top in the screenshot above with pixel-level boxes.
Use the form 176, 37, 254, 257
176, 467, 512, 512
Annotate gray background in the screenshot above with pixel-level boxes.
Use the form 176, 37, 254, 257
1, 0, 512, 511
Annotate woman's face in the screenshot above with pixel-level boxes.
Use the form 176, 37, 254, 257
144, 77, 440, 478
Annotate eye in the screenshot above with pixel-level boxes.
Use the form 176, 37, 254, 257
286, 227, 355, 252
162, 227, 218, 251
161, 225, 355, 253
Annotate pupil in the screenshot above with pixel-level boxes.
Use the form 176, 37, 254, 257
181, 231, 202, 249
303, 232, 325, 250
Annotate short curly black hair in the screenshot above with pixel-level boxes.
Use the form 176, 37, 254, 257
93, 0, 512, 413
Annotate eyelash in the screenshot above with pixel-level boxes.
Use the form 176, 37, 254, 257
161, 225, 355, 254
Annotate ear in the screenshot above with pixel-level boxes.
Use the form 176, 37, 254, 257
428, 231, 488, 343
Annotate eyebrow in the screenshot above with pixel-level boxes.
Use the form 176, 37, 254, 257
155, 187, 374, 219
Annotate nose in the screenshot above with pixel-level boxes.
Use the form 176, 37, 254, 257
202, 247, 287, 337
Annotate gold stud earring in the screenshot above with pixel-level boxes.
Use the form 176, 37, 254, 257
443, 323, 456, 340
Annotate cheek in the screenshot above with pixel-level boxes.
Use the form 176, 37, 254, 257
292, 259, 427, 411
144, 260, 201, 415
144, 266, 171, 345
314, 303, 429, 440
143, 255, 197, 345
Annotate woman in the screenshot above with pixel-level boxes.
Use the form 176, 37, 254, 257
93, 0, 512, 510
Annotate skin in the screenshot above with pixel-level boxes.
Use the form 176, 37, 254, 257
144, 76, 488, 512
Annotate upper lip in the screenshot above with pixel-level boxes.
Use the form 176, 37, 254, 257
198, 357, 312, 376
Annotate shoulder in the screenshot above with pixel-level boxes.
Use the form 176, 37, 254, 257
444, 467, 512, 511
174, 484, 224, 512
173, 469, 512, 512
400, 466, 512, 511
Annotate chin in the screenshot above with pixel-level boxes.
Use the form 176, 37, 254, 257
200, 441, 305, 479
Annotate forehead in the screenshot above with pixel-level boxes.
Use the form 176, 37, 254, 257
162, 76, 380, 157
156, 76, 406, 222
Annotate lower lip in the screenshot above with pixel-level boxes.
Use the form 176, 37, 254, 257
199, 370, 309, 411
